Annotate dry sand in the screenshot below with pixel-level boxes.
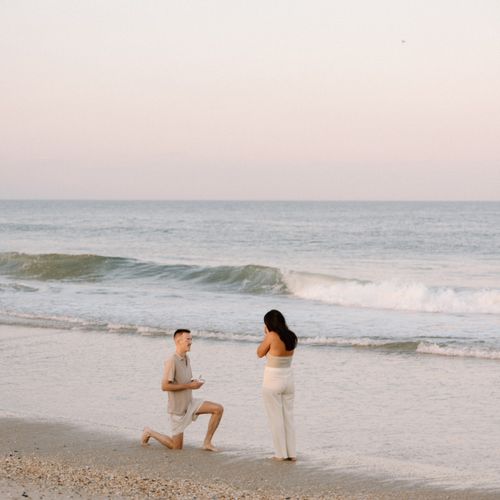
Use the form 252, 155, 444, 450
1, 417, 497, 499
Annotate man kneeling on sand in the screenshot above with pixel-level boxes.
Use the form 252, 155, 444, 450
142, 329, 223, 451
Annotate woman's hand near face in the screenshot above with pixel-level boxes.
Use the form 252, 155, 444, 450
257, 330, 272, 357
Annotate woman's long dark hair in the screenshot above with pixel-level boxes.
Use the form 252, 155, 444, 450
264, 310, 297, 351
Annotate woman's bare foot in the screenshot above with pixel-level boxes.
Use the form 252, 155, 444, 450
202, 442, 218, 452
269, 456, 287, 461
287, 457, 297, 462
141, 427, 151, 446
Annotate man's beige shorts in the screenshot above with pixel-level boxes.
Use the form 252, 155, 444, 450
169, 398, 204, 436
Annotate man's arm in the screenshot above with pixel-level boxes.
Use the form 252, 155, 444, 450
162, 380, 203, 392
161, 359, 203, 391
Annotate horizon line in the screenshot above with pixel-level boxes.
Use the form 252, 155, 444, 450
0, 198, 499, 203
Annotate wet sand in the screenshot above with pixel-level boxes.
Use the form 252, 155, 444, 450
1, 417, 498, 499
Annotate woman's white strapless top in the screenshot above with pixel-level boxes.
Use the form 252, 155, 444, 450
266, 354, 293, 368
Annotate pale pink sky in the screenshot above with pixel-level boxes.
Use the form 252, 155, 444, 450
1, 1, 499, 200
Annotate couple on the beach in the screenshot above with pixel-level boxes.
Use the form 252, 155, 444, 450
142, 309, 298, 461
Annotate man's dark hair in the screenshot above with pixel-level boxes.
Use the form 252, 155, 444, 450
174, 328, 191, 339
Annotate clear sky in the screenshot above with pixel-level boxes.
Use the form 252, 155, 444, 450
1, 0, 499, 200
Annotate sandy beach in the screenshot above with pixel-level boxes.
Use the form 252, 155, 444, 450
1, 417, 498, 499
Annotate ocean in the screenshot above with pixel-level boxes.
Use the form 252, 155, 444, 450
1, 200, 500, 489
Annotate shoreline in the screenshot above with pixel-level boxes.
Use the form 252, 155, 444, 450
2, 417, 498, 499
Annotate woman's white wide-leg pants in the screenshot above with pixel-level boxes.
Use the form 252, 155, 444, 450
262, 366, 296, 459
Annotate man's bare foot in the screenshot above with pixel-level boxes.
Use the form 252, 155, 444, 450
202, 442, 218, 452
269, 456, 287, 461
287, 457, 297, 462
141, 427, 151, 446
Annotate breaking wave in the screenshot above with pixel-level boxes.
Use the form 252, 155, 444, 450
0, 252, 123, 281
1, 252, 500, 314
0, 252, 284, 293
282, 272, 500, 315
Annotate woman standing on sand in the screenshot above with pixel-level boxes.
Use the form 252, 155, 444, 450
257, 309, 298, 461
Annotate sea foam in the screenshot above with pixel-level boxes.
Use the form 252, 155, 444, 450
416, 342, 500, 360
283, 271, 500, 314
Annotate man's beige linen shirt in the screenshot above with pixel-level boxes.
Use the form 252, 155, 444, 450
164, 353, 193, 415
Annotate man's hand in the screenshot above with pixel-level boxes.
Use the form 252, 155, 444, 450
189, 380, 204, 390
